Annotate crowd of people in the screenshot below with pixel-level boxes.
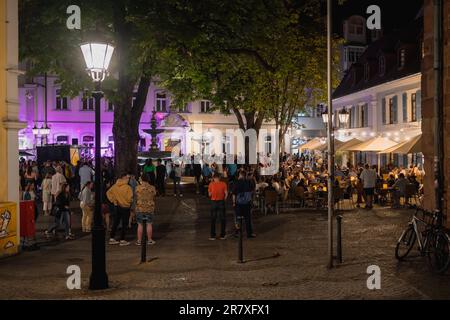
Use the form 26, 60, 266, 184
17, 152, 425, 245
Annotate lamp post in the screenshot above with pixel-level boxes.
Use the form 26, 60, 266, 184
326, 0, 334, 269
80, 42, 114, 290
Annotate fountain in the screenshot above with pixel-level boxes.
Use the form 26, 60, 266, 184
140, 111, 172, 159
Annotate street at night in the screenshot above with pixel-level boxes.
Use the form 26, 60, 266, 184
1, 0, 450, 314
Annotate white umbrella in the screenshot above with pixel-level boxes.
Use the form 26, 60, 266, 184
299, 137, 325, 151
378, 135, 422, 154
335, 138, 363, 152
346, 136, 398, 152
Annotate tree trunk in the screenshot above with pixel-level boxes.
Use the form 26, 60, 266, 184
112, 2, 151, 177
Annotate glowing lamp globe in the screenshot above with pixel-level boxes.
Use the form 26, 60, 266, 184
80, 43, 114, 82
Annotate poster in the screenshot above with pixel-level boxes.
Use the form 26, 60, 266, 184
0, 202, 18, 258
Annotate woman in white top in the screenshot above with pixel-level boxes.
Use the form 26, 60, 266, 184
41, 173, 53, 216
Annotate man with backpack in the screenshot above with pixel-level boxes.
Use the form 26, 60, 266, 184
232, 170, 256, 238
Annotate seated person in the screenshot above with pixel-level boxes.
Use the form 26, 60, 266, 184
386, 174, 396, 187
392, 173, 408, 207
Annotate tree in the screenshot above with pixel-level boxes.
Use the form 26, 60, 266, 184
144, 0, 337, 159
20, 0, 158, 175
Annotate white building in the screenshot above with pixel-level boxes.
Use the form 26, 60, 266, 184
332, 18, 422, 167
18, 76, 326, 158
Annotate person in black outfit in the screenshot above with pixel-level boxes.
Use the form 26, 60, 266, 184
155, 158, 167, 196
193, 160, 202, 194
232, 170, 256, 238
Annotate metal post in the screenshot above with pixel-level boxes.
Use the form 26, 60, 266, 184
336, 215, 342, 263
433, 0, 444, 227
141, 220, 147, 263
238, 216, 244, 263
327, 0, 335, 269
43, 73, 48, 145
89, 85, 109, 290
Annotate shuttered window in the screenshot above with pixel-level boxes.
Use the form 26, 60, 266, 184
402, 93, 408, 122
382, 98, 386, 124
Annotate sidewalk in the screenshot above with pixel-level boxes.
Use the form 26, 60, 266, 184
1, 193, 449, 300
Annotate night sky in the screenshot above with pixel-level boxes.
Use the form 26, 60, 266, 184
332, 0, 423, 36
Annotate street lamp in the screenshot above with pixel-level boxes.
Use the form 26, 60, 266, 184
338, 108, 350, 125
321, 109, 335, 125
80, 41, 114, 290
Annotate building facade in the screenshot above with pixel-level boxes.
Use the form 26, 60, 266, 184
18, 76, 325, 158
333, 17, 423, 167
421, 0, 450, 225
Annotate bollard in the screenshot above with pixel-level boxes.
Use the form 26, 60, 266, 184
141, 219, 147, 263
336, 215, 343, 264
238, 216, 244, 263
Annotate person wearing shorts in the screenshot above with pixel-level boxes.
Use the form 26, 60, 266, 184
135, 174, 157, 245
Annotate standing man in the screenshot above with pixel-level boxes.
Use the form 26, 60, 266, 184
51, 166, 66, 202
155, 158, 167, 196
360, 164, 377, 209
107, 173, 133, 246
232, 170, 256, 238
79, 161, 94, 191
208, 173, 228, 240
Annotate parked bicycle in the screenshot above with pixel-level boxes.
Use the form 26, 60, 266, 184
395, 207, 450, 274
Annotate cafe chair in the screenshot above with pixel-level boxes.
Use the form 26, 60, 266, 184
263, 190, 279, 215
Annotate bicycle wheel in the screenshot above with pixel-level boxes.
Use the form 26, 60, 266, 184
395, 225, 417, 261
426, 230, 450, 274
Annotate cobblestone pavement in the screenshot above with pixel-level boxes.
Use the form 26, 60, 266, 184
1, 191, 450, 300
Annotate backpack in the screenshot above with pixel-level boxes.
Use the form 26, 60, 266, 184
236, 191, 252, 205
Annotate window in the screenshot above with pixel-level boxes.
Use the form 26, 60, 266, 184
382, 98, 386, 125
108, 136, 114, 151
379, 56, 386, 75
411, 93, 417, 122
398, 48, 406, 68
402, 93, 408, 122
178, 104, 189, 113
347, 47, 364, 64
155, 92, 167, 112
200, 100, 211, 113
56, 135, 69, 145
364, 63, 370, 81
107, 101, 114, 111
389, 96, 398, 124
348, 16, 364, 35
131, 92, 138, 108
55, 89, 69, 110
360, 104, 367, 127
264, 135, 272, 155
222, 135, 231, 154
82, 92, 94, 111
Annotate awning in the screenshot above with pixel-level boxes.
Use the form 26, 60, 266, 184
299, 138, 326, 151
316, 139, 344, 152
346, 136, 398, 152
378, 135, 422, 154
335, 138, 363, 152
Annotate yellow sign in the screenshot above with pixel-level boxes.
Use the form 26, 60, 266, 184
0, 202, 18, 258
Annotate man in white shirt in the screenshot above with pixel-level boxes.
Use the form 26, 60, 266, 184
79, 162, 94, 190
51, 166, 67, 200
360, 164, 377, 209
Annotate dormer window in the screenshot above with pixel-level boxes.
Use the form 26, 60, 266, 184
364, 63, 370, 81
348, 16, 364, 36
398, 48, 406, 68
379, 55, 386, 75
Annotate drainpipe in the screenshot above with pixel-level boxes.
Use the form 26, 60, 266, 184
433, 0, 444, 225
44, 73, 48, 145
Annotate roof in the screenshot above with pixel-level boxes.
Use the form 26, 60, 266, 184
333, 18, 423, 99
